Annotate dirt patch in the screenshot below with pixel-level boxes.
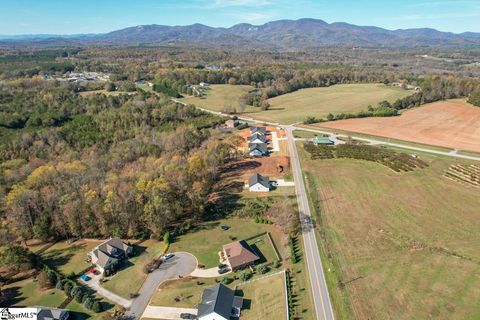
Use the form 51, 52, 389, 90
221, 156, 291, 181
320, 99, 480, 153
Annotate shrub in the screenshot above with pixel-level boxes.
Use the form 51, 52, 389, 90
254, 216, 259, 223
163, 231, 171, 245
256, 265, 269, 274
64, 282, 73, 296
82, 294, 89, 303
75, 291, 84, 303
92, 301, 103, 313
239, 271, 252, 282
56, 279, 66, 290
84, 297, 94, 310
221, 277, 233, 285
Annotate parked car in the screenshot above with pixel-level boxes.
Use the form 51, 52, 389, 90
218, 267, 230, 274
218, 263, 227, 269
80, 274, 90, 281
180, 313, 196, 319
162, 253, 174, 261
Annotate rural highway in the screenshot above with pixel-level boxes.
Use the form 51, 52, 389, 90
285, 125, 335, 320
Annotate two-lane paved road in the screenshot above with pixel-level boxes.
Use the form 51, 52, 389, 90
285, 125, 335, 320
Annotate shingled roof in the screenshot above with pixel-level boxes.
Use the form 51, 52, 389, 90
197, 284, 235, 319
223, 240, 259, 270
249, 142, 268, 153
248, 173, 270, 188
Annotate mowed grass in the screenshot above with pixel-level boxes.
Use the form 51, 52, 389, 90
102, 239, 165, 299
180, 84, 257, 113
298, 144, 480, 320
150, 277, 220, 308
237, 272, 287, 320
2, 278, 65, 308
41, 240, 103, 275
170, 218, 283, 268
248, 84, 411, 124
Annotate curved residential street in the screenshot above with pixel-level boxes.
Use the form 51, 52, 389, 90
126, 252, 197, 319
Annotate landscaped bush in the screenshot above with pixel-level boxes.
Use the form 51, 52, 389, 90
64, 282, 73, 296
239, 271, 252, 282
56, 279, 66, 290
221, 277, 233, 285
163, 231, 171, 245
84, 297, 94, 310
92, 301, 103, 313
256, 265, 269, 274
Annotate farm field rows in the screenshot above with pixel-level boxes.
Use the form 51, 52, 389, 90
298, 144, 480, 320
320, 99, 480, 153
248, 83, 411, 124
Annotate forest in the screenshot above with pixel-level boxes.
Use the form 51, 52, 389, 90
0, 79, 238, 245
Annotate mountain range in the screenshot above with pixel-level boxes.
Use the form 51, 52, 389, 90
2, 18, 480, 48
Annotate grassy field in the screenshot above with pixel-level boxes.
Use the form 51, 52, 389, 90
298, 143, 480, 319
237, 272, 287, 320
169, 218, 283, 268
244, 84, 410, 124
41, 240, 103, 275
102, 239, 165, 299
150, 277, 219, 308
180, 84, 257, 113
1, 278, 65, 308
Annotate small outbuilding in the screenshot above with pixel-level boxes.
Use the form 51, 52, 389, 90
313, 136, 334, 145
248, 173, 271, 192
225, 119, 238, 128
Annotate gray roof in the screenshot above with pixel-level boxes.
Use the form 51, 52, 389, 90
94, 249, 117, 269
91, 237, 130, 268
250, 127, 266, 134
249, 143, 268, 153
36, 308, 69, 320
249, 173, 270, 188
249, 133, 266, 143
197, 284, 235, 319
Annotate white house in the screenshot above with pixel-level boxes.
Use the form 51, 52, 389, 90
248, 173, 271, 192
197, 284, 243, 320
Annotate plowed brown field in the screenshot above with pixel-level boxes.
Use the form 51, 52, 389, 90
320, 99, 480, 153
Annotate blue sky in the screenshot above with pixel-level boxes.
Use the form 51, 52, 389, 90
1, 0, 479, 35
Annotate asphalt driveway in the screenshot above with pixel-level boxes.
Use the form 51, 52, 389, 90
126, 252, 197, 319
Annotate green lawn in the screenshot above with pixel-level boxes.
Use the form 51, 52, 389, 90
247, 84, 411, 124
150, 277, 220, 308
247, 234, 278, 263
2, 278, 65, 308
102, 239, 165, 299
170, 218, 282, 268
298, 143, 480, 320
237, 272, 287, 320
180, 84, 258, 113
41, 240, 103, 276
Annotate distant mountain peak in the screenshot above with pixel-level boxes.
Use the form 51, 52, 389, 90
2, 18, 479, 48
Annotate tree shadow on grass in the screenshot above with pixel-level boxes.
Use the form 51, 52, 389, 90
68, 312, 91, 320
0, 286, 23, 307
